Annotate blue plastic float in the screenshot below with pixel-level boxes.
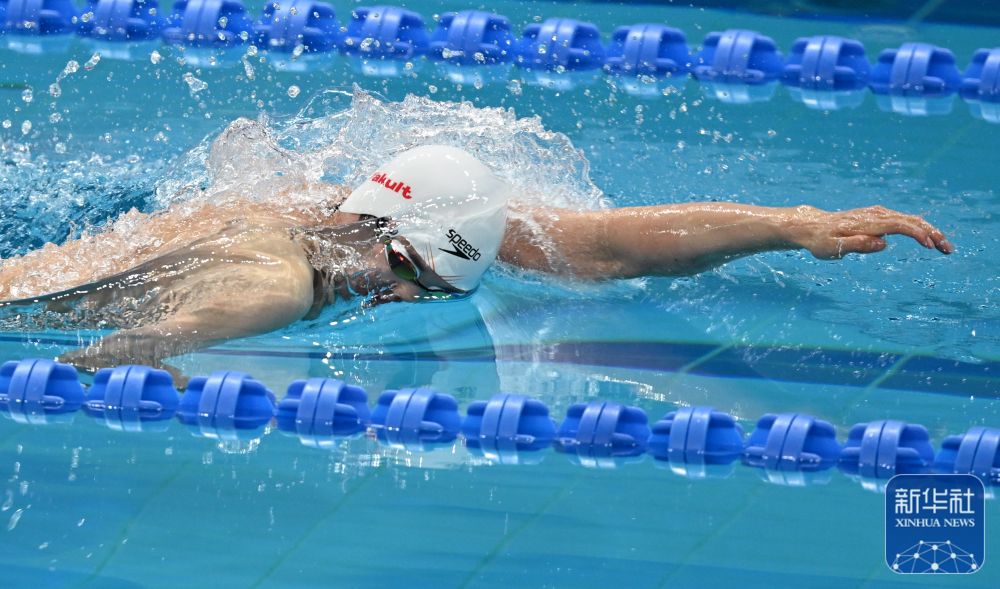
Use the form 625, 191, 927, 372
84, 365, 179, 432
462, 393, 555, 463
604, 23, 689, 77
77, 0, 165, 41
648, 406, 744, 477
838, 420, 934, 479
513, 18, 605, 71
744, 413, 841, 471
935, 426, 1000, 484
341, 5, 428, 59
177, 371, 275, 434
162, 0, 253, 47
782, 35, 870, 90
276, 377, 370, 439
693, 29, 783, 84
370, 387, 460, 448
554, 401, 649, 466
1, 356, 999, 493
2, 0, 78, 35
0, 358, 85, 424
961, 48, 1000, 102
870, 42, 961, 96
254, 0, 340, 53
429, 10, 513, 65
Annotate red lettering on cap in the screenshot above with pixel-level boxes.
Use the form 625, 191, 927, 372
370, 171, 413, 199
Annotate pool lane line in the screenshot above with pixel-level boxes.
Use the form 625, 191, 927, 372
821, 352, 915, 427
248, 464, 386, 589
907, 0, 949, 26
74, 457, 197, 589
916, 116, 977, 184
665, 306, 792, 385
653, 478, 769, 589
456, 471, 586, 589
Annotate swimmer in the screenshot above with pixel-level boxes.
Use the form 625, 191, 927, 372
0, 144, 953, 383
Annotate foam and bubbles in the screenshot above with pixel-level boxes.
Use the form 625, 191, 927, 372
155, 87, 607, 213
0, 88, 608, 301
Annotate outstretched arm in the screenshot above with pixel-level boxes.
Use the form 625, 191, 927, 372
498, 202, 953, 279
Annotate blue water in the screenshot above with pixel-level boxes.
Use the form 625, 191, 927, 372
1, 1, 999, 587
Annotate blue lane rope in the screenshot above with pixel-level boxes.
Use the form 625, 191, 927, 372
2, 357, 998, 489
253, 0, 341, 53
76, 0, 165, 41
3, 1, 998, 118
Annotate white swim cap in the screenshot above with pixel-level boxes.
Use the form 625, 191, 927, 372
339, 145, 511, 292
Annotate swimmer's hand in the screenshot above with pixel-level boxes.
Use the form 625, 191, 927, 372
784, 205, 954, 260
58, 346, 191, 390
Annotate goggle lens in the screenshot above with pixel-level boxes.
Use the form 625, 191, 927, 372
386, 245, 420, 282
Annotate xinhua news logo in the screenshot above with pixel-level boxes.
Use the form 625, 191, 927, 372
885, 474, 986, 574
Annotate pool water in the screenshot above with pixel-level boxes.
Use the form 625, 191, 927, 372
1, 1, 999, 587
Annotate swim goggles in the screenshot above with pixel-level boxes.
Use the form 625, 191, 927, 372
377, 218, 466, 297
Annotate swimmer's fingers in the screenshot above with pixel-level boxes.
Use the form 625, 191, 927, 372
56, 347, 104, 375
60, 346, 190, 390
57, 325, 199, 388
811, 235, 887, 260
838, 207, 954, 254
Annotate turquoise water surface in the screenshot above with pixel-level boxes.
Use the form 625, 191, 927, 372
1, 1, 999, 587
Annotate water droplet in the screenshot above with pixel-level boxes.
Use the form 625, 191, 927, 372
63, 61, 79, 76
427, 85, 437, 94
1, 120, 10, 129
48, 83, 61, 98
49, 112, 61, 123
241, 57, 255, 81
21, 88, 33, 104
182, 72, 208, 95
150, 50, 161, 65
7, 508, 24, 531
20, 120, 32, 135
84, 53, 101, 71
287, 85, 300, 98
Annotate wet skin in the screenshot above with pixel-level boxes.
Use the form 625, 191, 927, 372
0, 189, 953, 384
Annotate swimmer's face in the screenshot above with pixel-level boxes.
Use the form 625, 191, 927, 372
341, 234, 460, 306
